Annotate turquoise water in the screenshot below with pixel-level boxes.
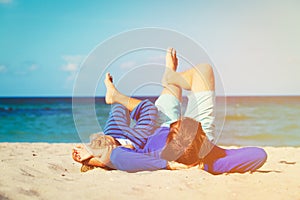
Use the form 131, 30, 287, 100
218, 96, 300, 146
0, 96, 299, 146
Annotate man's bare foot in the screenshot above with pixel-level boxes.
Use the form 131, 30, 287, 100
72, 144, 93, 163
104, 73, 118, 104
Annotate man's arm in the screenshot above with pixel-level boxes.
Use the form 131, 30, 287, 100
110, 147, 167, 172
110, 147, 192, 172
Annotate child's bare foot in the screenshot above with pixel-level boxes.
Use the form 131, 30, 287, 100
165, 47, 178, 70
104, 73, 118, 104
162, 48, 178, 86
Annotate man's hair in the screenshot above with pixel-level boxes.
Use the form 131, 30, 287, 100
161, 117, 207, 165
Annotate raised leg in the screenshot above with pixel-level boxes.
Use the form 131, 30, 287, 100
163, 55, 216, 160
104, 72, 141, 111
104, 100, 158, 149
163, 63, 216, 142
161, 47, 182, 101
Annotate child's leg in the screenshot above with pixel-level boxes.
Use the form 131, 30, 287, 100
104, 72, 159, 147
103, 104, 131, 136
104, 100, 158, 149
104, 72, 141, 111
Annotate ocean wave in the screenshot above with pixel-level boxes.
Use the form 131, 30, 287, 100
279, 124, 300, 132
225, 114, 252, 121
235, 132, 300, 141
0, 107, 14, 111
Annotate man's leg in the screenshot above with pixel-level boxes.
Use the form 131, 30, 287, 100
164, 63, 216, 140
163, 60, 217, 161
163, 63, 215, 92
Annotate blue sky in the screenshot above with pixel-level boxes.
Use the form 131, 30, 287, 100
0, 0, 299, 96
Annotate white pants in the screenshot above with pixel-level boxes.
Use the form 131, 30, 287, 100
155, 91, 215, 141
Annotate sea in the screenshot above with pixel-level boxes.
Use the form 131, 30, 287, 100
0, 96, 299, 147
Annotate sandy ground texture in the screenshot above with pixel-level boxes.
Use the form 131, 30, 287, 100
0, 143, 299, 200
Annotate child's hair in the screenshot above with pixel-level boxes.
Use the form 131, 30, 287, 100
89, 133, 115, 149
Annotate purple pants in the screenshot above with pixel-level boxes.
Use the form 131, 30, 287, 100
203, 146, 267, 175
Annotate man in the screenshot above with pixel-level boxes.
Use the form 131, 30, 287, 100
73, 48, 267, 174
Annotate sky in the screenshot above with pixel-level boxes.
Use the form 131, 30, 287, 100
0, 0, 299, 96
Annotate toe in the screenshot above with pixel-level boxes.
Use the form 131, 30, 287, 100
105, 73, 109, 80
106, 72, 113, 83
167, 47, 173, 55
72, 151, 80, 162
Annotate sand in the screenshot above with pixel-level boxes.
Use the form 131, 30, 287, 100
0, 143, 299, 200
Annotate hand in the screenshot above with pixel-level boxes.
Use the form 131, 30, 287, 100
72, 145, 93, 163
167, 161, 190, 170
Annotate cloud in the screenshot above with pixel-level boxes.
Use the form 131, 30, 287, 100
118, 55, 164, 70
146, 55, 165, 63
62, 63, 78, 72
14, 61, 39, 75
0, 0, 12, 4
62, 55, 84, 72
28, 64, 38, 71
120, 61, 137, 69
0, 65, 7, 73
61, 55, 85, 81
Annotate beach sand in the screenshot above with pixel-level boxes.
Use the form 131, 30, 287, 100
0, 143, 299, 200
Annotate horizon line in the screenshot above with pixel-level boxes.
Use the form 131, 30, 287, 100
0, 94, 300, 98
